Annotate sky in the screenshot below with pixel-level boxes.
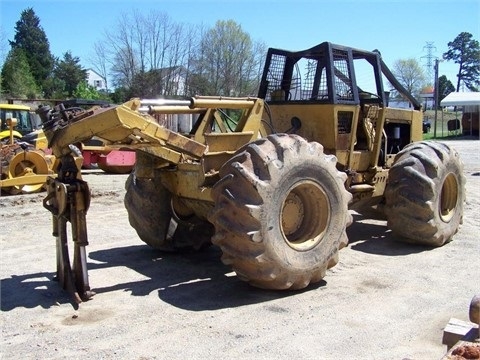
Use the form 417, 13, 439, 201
1, 0, 479, 90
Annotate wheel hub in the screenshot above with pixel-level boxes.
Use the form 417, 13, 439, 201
8, 151, 49, 193
281, 180, 329, 251
282, 192, 305, 236
439, 173, 458, 222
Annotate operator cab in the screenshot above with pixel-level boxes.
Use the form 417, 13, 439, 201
257, 41, 422, 171
0, 104, 38, 141
258, 42, 387, 107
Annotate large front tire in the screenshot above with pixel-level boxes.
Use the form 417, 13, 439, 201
209, 134, 352, 290
384, 141, 465, 246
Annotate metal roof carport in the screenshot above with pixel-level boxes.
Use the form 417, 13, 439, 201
440, 92, 480, 107
440, 92, 480, 137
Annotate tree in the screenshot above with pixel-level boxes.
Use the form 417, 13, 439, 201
42, 75, 65, 99
110, 86, 130, 104
90, 41, 110, 92
391, 58, 427, 102
0, 29, 8, 94
73, 81, 108, 100
443, 32, 480, 91
192, 20, 265, 96
9, 8, 54, 93
1, 47, 39, 98
103, 10, 196, 96
185, 72, 214, 97
438, 75, 455, 104
129, 69, 162, 98
54, 51, 87, 97
105, 13, 140, 90
0, 28, 8, 69
90, 12, 264, 98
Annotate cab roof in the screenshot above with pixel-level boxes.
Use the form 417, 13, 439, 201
0, 103, 31, 110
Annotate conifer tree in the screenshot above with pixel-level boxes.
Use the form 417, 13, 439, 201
1, 47, 39, 98
54, 51, 87, 97
9, 7, 54, 93
443, 32, 480, 91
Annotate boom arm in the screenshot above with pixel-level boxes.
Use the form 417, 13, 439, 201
37, 99, 207, 163
37, 96, 265, 165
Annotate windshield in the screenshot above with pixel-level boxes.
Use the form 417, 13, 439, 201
1, 108, 34, 134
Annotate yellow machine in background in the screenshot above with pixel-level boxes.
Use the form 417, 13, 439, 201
0, 103, 39, 141
1, 99, 131, 195
0, 103, 55, 195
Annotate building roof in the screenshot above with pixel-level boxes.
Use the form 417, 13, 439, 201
440, 92, 480, 106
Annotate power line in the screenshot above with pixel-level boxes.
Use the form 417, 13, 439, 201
421, 42, 437, 85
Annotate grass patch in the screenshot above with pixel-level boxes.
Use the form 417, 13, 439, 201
422, 109, 463, 140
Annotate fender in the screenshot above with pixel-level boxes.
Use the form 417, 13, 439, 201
0, 129, 23, 142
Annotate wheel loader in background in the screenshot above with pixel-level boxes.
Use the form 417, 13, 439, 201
0, 103, 54, 194
1, 103, 40, 140
36, 41, 465, 302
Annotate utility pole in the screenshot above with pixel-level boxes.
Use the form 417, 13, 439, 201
433, 58, 441, 138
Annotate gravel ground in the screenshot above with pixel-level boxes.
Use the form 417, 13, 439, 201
1, 138, 479, 360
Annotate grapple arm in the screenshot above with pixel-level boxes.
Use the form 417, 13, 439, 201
36, 99, 207, 162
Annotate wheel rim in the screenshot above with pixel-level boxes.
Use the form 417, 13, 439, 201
8, 151, 49, 193
281, 180, 330, 251
439, 173, 458, 222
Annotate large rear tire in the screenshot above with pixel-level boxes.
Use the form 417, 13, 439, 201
209, 134, 352, 290
384, 141, 465, 246
124, 172, 213, 252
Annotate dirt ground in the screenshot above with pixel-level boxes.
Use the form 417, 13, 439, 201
1, 139, 479, 360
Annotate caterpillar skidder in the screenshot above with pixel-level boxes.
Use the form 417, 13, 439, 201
37, 42, 465, 302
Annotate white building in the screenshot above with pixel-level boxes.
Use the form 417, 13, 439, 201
86, 68, 107, 92
159, 66, 187, 97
